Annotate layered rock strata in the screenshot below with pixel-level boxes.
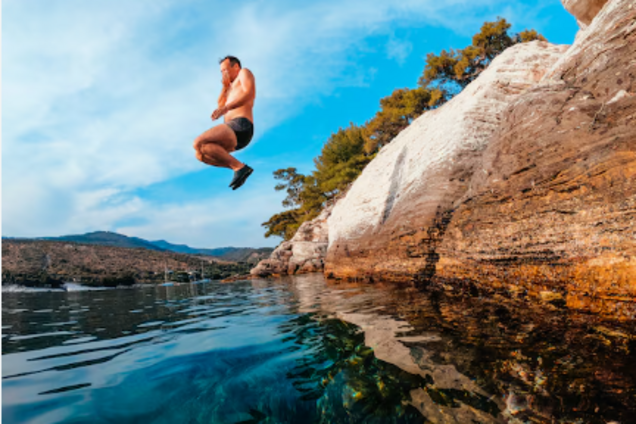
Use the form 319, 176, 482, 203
250, 204, 333, 277
326, 41, 568, 280
325, 0, 636, 316
437, 0, 636, 311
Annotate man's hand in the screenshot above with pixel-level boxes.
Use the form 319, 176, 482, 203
222, 72, 231, 86
211, 105, 228, 120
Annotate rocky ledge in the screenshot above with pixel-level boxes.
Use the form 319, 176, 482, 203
250, 204, 334, 277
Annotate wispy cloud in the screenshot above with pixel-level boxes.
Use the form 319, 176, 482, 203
386, 37, 414, 65
2, 0, 568, 246
115, 180, 286, 248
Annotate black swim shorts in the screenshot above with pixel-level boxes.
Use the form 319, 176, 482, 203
226, 117, 254, 151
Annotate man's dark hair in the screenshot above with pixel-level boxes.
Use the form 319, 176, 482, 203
219, 55, 241, 68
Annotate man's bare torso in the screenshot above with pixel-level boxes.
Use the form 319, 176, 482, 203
224, 69, 255, 123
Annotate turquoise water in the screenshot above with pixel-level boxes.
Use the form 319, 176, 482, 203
3, 275, 635, 423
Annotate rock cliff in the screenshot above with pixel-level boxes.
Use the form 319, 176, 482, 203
250, 203, 333, 277
325, 0, 635, 317
562, 0, 609, 28
326, 40, 568, 280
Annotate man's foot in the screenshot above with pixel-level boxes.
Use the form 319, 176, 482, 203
229, 165, 254, 190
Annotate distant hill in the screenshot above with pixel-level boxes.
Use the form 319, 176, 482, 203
5, 231, 273, 263
149, 239, 236, 256
2, 239, 253, 287
149, 240, 274, 263
40, 231, 164, 251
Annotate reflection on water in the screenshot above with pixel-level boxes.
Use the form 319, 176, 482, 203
2, 275, 635, 423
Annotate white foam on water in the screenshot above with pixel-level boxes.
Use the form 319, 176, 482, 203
2, 285, 65, 293
1, 283, 133, 293
62, 283, 110, 292
3, 283, 107, 293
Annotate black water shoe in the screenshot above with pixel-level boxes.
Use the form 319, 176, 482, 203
229, 165, 253, 190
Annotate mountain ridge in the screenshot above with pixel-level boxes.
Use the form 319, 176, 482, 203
3, 231, 273, 262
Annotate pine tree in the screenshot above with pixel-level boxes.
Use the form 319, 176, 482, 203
418, 18, 546, 93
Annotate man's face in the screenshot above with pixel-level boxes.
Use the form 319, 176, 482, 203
220, 59, 239, 84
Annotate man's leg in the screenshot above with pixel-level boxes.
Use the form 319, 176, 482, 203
195, 150, 223, 167
197, 144, 243, 170
193, 124, 244, 171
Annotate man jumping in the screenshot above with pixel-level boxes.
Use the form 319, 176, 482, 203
194, 55, 255, 190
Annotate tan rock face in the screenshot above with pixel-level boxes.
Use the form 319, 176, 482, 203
562, 0, 610, 28
325, 0, 636, 317
437, 0, 636, 308
326, 41, 567, 281
251, 203, 333, 277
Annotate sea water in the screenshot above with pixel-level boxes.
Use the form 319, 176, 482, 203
2, 274, 635, 423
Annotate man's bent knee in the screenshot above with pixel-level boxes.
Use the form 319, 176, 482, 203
194, 136, 224, 152
194, 137, 204, 151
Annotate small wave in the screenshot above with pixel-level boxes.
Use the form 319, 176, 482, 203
10, 331, 77, 341
43, 321, 78, 327
137, 321, 165, 328
62, 336, 99, 345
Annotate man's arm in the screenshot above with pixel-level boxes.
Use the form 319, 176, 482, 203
211, 69, 255, 120
224, 68, 255, 111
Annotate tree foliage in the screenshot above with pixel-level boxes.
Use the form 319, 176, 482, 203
418, 18, 546, 93
262, 125, 371, 240
273, 167, 306, 209
517, 29, 546, 43
262, 209, 302, 240
363, 87, 444, 153
314, 124, 371, 197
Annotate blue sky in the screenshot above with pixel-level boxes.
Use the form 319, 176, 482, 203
2, 0, 578, 248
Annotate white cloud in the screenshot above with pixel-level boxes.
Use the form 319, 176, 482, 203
2, 0, 561, 246
386, 37, 414, 65
115, 180, 285, 248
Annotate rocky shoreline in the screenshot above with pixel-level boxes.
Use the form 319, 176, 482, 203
250, 0, 635, 320
250, 203, 333, 278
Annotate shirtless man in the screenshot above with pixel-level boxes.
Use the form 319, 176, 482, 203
194, 56, 255, 190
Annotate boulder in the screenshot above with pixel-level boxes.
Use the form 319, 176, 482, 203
562, 0, 609, 28
251, 203, 335, 277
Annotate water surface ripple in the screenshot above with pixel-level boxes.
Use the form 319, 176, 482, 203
2, 275, 635, 423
